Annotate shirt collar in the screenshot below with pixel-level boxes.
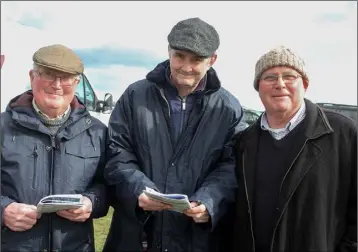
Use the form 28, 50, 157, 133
261, 102, 306, 132
32, 99, 70, 120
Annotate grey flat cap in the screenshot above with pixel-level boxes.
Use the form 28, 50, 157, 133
167, 17, 220, 57
33, 44, 84, 74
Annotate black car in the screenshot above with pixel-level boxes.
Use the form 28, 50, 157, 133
317, 103, 357, 122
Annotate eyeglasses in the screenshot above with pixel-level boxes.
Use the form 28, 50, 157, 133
34, 70, 80, 86
260, 73, 302, 85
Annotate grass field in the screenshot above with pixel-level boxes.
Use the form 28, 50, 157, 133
94, 207, 114, 251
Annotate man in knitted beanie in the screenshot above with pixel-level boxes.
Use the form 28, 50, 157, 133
1, 44, 109, 251
231, 46, 357, 252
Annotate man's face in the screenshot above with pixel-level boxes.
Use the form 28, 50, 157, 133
258, 66, 308, 115
168, 48, 217, 88
30, 66, 80, 113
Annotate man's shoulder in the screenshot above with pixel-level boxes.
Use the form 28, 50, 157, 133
321, 108, 357, 134
0, 111, 12, 125
214, 87, 242, 112
87, 115, 108, 130
126, 79, 155, 93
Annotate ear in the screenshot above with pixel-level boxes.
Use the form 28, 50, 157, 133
303, 79, 309, 90
29, 70, 35, 81
209, 53, 217, 67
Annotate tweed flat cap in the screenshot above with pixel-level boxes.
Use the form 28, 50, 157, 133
33, 44, 84, 74
253, 46, 309, 91
167, 17, 220, 57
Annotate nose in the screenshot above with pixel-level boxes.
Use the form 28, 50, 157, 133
52, 77, 62, 89
275, 76, 286, 89
181, 62, 193, 73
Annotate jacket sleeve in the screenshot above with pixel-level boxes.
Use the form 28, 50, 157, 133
104, 87, 158, 221
1, 196, 15, 227
189, 105, 244, 230
336, 125, 357, 252
82, 127, 110, 219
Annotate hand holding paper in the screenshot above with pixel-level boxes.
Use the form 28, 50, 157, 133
36, 194, 84, 214
183, 201, 210, 223
56, 196, 92, 222
142, 187, 191, 213
3, 203, 41, 232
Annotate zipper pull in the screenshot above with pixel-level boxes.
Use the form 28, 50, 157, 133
51, 136, 56, 148
33, 145, 38, 158
182, 98, 186, 111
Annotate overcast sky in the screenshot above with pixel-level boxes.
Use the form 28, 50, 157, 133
1, 1, 357, 111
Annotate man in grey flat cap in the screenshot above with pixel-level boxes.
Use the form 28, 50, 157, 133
1, 44, 109, 251
103, 17, 244, 252
231, 46, 357, 252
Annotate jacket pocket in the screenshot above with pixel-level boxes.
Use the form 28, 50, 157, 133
65, 144, 101, 188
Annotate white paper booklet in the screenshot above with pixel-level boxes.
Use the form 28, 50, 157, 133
37, 194, 84, 213
143, 187, 191, 213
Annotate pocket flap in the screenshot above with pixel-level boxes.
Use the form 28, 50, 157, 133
65, 144, 101, 158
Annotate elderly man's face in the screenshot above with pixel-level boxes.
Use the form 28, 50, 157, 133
258, 66, 308, 115
168, 48, 216, 89
30, 66, 79, 115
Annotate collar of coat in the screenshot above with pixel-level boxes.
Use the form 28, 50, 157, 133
5, 90, 92, 137
145, 59, 221, 94
236, 98, 334, 149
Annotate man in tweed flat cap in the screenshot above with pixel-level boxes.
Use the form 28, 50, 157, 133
231, 46, 357, 252
1, 44, 109, 251
103, 17, 244, 252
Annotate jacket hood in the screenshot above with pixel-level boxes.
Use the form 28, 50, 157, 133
145, 60, 221, 93
6, 90, 88, 123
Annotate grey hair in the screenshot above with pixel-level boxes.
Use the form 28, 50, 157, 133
32, 63, 81, 80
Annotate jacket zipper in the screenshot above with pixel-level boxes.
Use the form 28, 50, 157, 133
48, 135, 56, 251
243, 154, 256, 252
179, 97, 186, 135
32, 144, 38, 189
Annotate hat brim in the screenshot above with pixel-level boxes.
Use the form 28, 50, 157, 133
34, 62, 81, 75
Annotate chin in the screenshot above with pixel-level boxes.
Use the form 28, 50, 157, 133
178, 80, 196, 87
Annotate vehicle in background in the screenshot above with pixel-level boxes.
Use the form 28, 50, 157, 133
238, 107, 263, 131
75, 73, 114, 125
317, 102, 357, 122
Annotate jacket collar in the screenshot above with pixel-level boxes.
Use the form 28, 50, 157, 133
6, 90, 91, 137
242, 98, 333, 145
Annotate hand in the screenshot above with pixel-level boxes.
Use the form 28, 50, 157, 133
138, 193, 172, 211
3, 202, 41, 231
56, 196, 92, 222
183, 202, 210, 223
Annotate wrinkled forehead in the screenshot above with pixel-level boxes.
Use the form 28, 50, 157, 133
262, 66, 299, 75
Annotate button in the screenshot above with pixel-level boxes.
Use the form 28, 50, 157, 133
164, 249, 168, 252
85, 118, 91, 124
171, 163, 175, 166
156, 244, 161, 248
46, 146, 51, 151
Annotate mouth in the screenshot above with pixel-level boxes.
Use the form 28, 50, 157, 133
272, 95, 289, 98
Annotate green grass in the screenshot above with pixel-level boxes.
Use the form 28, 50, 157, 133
94, 207, 114, 252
